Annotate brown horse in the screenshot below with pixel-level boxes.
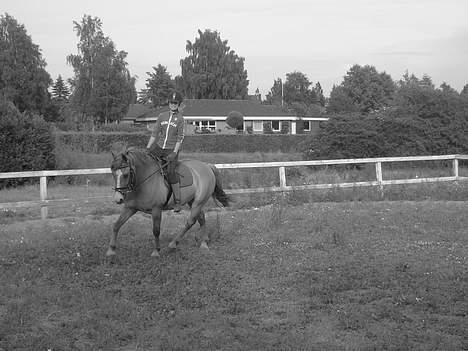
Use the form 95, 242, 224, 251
107, 148, 230, 257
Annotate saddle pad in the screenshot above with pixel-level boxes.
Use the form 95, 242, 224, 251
176, 163, 193, 188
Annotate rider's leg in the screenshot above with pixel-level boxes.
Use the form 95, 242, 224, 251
168, 157, 182, 212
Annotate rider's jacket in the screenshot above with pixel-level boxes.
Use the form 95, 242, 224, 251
151, 110, 185, 150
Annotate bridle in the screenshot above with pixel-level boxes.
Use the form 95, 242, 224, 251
112, 157, 168, 196
112, 163, 136, 195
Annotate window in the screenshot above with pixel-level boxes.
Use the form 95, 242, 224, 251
194, 120, 216, 132
271, 120, 281, 132
303, 121, 310, 131
253, 121, 263, 131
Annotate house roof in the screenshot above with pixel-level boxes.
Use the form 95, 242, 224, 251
181, 99, 295, 117
124, 99, 327, 122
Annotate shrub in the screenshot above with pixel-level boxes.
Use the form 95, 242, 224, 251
55, 131, 307, 153
226, 111, 244, 131
0, 99, 55, 187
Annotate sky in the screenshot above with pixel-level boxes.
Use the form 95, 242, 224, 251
3, 0, 468, 98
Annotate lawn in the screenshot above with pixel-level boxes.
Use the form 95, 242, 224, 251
1, 200, 467, 350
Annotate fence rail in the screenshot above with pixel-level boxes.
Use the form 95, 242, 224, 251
1, 154, 467, 219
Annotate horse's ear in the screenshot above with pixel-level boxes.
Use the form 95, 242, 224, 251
111, 151, 116, 160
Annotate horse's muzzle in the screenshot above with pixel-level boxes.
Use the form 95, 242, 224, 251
113, 191, 124, 204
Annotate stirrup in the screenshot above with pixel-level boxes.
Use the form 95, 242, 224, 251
173, 202, 182, 212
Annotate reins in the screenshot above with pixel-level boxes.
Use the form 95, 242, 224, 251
113, 155, 168, 195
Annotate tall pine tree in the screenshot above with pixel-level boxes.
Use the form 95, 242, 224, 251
51, 75, 70, 102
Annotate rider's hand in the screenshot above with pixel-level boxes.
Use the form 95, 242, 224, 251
167, 152, 177, 161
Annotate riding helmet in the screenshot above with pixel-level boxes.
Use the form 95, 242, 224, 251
168, 91, 183, 105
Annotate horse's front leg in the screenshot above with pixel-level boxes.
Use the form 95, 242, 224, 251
106, 206, 137, 256
150, 207, 162, 257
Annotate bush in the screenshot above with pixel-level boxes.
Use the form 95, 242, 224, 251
0, 99, 55, 187
55, 131, 308, 153
301, 112, 468, 160
226, 111, 244, 131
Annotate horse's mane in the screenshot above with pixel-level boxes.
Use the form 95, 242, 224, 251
125, 147, 153, 166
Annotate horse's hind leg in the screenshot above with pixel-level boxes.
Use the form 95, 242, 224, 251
196, 210, 210, 249
150, 207, 162, 257
168, 204, 203, 249
107, 207, 137, 256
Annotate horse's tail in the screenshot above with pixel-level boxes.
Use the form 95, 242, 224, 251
210, 164, 230, 207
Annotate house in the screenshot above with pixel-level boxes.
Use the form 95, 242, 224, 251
122, 99, 328, 135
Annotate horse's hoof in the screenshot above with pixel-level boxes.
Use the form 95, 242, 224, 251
151, 250, 160, 257
168, 241, 177, 249
106, 248, 116, 257
200, 242, 209, 251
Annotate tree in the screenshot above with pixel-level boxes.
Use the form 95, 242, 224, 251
51, 75, 70, 102
179, 29, 249, 99
265, 78, 283, 106
283, 71, 317, 106
0, 13, 51, 114
67, 15, 136, 125
327, 64, 396, 114
315, 82, 326, 107
327, 85, 359, 114
138, 64, 174, 107
461, 84, 468, 97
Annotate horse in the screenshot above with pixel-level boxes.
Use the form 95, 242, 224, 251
107, 148, 230, 257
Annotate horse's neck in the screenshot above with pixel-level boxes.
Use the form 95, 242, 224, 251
133, 158, 164, 184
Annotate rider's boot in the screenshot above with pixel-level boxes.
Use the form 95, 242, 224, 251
171, 182, 182, 212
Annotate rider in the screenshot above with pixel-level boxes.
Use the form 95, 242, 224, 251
146, 91, 185, 212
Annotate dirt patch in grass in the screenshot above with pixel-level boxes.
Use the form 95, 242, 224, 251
1, 201, 467, 350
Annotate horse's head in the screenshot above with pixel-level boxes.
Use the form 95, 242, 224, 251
111, 150, 135, 204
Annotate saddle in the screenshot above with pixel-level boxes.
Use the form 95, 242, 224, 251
156, 158, 193, 188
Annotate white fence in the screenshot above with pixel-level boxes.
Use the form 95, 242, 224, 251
1, 154, 467, 219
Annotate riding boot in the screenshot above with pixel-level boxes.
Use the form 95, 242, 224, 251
171, 182, 182, 212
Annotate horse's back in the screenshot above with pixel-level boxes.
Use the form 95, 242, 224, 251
180, 159, 216, 200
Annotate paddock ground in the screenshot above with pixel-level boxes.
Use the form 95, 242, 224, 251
1, 201, 467, 350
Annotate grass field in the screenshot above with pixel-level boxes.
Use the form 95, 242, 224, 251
1, 200, 467, 350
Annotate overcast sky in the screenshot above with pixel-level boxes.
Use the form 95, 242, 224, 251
3, 0, 468, 97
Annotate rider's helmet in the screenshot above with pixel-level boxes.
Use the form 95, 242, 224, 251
168, 91, 183, 105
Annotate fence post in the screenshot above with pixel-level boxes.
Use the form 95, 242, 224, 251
375, 162, 384, 196
279, 166, 287, 190
453, 158, 459, 180
40, 176, 48, 219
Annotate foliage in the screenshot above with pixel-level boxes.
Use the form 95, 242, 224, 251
328, 64, 396, 114
0, 13, 51, 115
55, 131, 307, 153
461, 84, 468, 97
283, 71, 317, 106
265, 78, 283, 106
44, 75, 72, 123
51, 75, 70, 102
67, 15, 136, 125
138, 64, 175, 107
265, 73, 325, 118
302, 110, 468, 160
179, 29, 249, 99
226, 110, 244, 129
307, 71, 468, 159
0, 98, 55, 187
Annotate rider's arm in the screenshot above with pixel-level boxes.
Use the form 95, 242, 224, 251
147, 116, 162, 149
173, 116, 185, 154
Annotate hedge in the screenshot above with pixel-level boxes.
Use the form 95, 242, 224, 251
0, 101, 55, 187
55, 132, 308, 153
